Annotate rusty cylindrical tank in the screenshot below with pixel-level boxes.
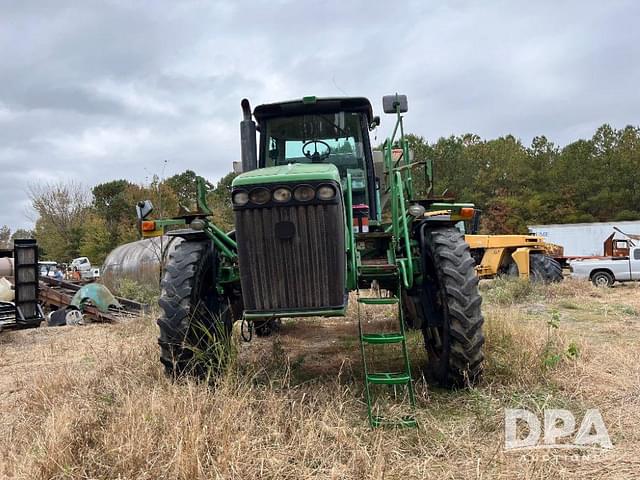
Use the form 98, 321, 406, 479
101, 236, 183, 291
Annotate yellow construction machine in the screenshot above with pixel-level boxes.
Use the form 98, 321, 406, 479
461, 210, 563, 282
465, 233, 563, 282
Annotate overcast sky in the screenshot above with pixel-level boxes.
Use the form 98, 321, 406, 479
1, 0, 638, 230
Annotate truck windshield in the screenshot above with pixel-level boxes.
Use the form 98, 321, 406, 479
263, 112, 366, 178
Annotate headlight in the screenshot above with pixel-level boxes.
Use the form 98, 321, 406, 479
232, 191, 249, 206
190, 218, 206, 230
408, 204, 426, 217
294, 185, 315, 202
273, 187, 292, 203
249, 187, 271, 204
317, 184, 336, 200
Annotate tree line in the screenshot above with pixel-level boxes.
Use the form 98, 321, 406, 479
407, 123, 640, 233
2, 122, 638, 265
0, 171, 237, 264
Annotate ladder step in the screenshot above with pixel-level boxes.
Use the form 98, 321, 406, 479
357, 297, 398, 305
359, 262, 398, 276
372, 415, 418, 428
355, 232, 393, 240
360, 263, 397, 271
361, 333, 404, 344
367, 372, 411, 385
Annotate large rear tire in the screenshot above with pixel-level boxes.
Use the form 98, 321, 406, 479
418, 226, 485, 387
157, 240, 233, 377
508, 253, 563, 283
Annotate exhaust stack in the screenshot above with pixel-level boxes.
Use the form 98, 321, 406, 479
239, 98, 257, 173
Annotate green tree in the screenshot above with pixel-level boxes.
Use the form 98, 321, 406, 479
79, 214, 113, 266
92, 180, 133, 223
0, 225, 11, 249
91, 179, 135, 249
207, 172, 238, 231
165, 170, 198, 208
11, 228, 34, 240
29, 181, 89, 261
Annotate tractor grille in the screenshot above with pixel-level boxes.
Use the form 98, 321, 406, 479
235, 202, 345, 313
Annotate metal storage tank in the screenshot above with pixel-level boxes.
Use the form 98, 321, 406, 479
0, 257, 14, 278
101, 236, 182, 291
528, 220, 640, 256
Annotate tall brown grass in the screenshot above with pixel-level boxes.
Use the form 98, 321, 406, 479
1, 279, 639, 479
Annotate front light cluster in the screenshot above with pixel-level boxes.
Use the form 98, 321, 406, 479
233, 184, 337, 206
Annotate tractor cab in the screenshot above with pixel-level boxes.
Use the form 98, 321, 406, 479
250, 97, 379, 220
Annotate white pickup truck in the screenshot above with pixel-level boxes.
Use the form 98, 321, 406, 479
570, 246, 640, 287
70, 257, 100, 281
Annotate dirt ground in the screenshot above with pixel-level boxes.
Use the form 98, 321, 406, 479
1, 279, 639, 479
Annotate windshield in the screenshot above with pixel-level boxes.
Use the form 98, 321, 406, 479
263, 112, 366, 177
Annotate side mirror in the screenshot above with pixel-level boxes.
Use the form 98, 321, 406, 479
136, 200, 154, 220
369, 115, 380, 130
382, 94, 408, 114
240, 98, 258, 173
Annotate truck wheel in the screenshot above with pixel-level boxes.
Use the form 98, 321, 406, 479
418, 226, 485, 387
157, 240, 233, 377
591, 271, 614, 288
508, 254, 563, 283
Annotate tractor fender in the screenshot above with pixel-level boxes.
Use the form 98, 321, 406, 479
166, 228, 209, 242
511, 248, 531, 280
70, 284, 121, 313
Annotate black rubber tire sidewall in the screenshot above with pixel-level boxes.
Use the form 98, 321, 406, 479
157, 240, 232, 377
508, 254, 563, 283
419, 226, 485, 387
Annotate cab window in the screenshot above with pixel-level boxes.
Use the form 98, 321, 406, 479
263, 112, 368, 204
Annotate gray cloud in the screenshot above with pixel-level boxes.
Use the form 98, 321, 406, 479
0, 0, 638, 230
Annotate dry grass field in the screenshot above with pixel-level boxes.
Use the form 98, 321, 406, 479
1, 279, 639, 479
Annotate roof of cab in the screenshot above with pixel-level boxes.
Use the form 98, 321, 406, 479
253, 97, 374, 123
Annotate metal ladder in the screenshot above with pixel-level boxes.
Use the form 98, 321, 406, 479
357, 285, 417, 428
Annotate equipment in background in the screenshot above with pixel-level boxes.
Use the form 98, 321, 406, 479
39, 276, 147, 323
0, 239, 45, 330
68, 257, 100, 281
464, 210, 563, 282
551, 227, 639, 267
465, 234, 563, 282
0, 277, 13, 302
101, 236, 183, 291
528, 220, 640, 257
570, 245, 640, 287
47, 307, 84, 327
70, 283, 121, 312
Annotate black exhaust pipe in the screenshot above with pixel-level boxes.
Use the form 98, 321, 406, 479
240, 99, 257, 173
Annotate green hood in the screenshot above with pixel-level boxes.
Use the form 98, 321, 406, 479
232, 163, 341, 187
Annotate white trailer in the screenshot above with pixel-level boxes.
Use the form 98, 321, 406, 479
528, 220, 640, 256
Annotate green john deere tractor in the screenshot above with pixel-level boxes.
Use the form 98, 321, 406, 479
141, 94, 484, 426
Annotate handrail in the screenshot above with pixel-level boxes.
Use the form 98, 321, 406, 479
395, 171, 413, 288
205, 225, 237, 260
346, 172, 357, 290
381, 106, 415, 289
209, 223, 237, 250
